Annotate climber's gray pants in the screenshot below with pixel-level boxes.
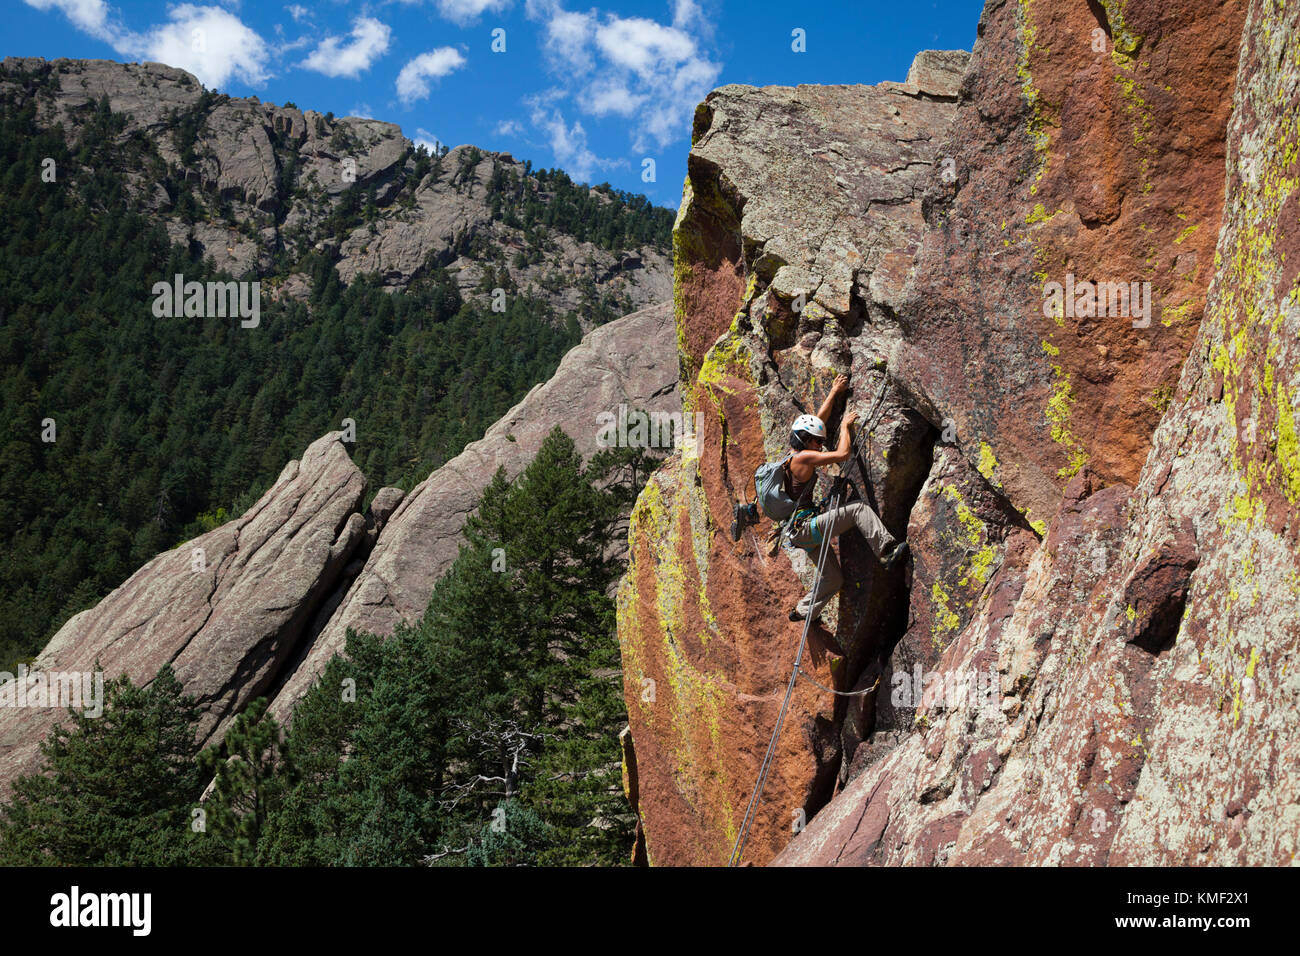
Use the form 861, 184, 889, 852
787, 501, 896, 620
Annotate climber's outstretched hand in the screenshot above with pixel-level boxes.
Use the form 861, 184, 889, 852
817, 373, 852, 425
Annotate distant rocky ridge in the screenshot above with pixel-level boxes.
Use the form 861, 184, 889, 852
0, 302, 678, 795
0, 57, 670, 326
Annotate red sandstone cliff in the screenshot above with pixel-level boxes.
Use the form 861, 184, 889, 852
618, 0, 1299, 867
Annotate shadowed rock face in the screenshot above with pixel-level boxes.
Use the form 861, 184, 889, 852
620, 0, 1282, 868
773, 0, 1300, 866
0, 433, 369, 795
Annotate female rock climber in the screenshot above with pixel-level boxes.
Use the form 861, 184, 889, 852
782, 373, 909, 622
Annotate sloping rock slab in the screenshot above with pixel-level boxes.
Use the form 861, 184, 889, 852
0, 433, 367, 794
269, 301, 680, 721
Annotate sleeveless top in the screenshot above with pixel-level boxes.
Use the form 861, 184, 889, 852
784, 460, 815, 510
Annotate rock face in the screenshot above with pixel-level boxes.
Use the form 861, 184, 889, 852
0, 433, 372, 794
330, 146, 671, 313
0, 299, 677, 794
620, 0, 1294, 868
774, 0, 1300, 866
893, 0, 1245, 524
0, 57, 670, 324
269, 301, 680, 721
617, 56, 969, 866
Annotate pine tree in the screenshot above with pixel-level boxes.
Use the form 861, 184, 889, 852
252, 427, 649, 865
196, 697, 292, 865
0, 665, 206, 865
257, 655, 366, 866
414, 427, 639, 864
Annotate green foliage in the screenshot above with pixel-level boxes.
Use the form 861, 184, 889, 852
196, 698, 291, 865
262, 429, 656, 866
0, 665, 206, 865
0, 429, 662, 867
408, 427, 647, 865
0, 70, 672, 866
171, 89, 217, 167
460, 802, 558, 866
483, 159, 674, 253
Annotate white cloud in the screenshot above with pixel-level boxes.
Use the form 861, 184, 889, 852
581, 77, 645, 118
272, 33, 313, 56
594, 17, 695, 75
23, 0, 113, 40
412, 127, 443, 153
540, 8, 596, 73
671, 0, 707, 32
351, 103, 375, 119
26, 1, 274, 90
286, 4, 309, 23
395, 47, 466, 105
302, 16, 391, 78
122, 5, 272, 88
493, 119, 523, 136
528, 100, 623, 183
524, 2, 721, 153
434, 0, 513, 26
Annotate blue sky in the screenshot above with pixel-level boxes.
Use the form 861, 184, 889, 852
11, 0, 983, 207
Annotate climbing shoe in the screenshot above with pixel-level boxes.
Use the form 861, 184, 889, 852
882, 540, 910, 570
789, 607, 806, 622
731, 502, 759, 541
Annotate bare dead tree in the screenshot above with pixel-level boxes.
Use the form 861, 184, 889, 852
436, 718, 554, 810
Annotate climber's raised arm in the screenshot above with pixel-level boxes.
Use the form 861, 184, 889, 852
815, 373, 850, 427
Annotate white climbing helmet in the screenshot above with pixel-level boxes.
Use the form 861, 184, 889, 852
791, 414, 827, 442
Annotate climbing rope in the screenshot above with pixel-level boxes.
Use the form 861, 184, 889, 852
846, 372, 890, 505
727, 371, 892, 867
796, 668, 881, 697
728, 481, 841, 866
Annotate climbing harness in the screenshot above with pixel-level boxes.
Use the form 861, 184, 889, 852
727, 371, 894, 867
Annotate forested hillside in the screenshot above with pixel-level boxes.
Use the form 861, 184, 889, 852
0, 430, 654, 865
0, 64, 672, 670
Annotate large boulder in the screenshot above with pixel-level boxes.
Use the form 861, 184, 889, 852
0, 433, 368, 795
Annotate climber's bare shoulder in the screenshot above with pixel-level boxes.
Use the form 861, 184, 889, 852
790, 450, 837, 474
